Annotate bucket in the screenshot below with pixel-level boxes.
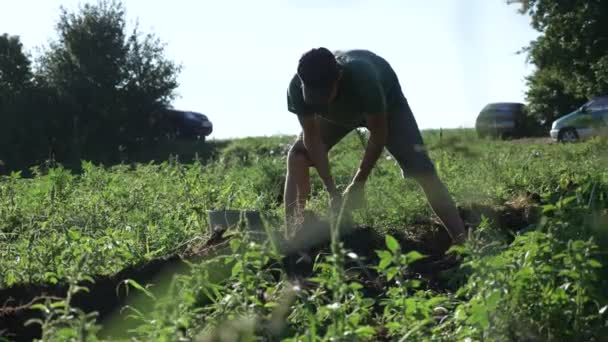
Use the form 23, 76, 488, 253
207, 209, 264, 234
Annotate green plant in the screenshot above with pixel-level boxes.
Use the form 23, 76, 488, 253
26, 263, 101, 341
1, 131, 607, 341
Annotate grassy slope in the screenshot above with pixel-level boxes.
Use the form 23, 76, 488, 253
1, 129, 608, 341
0, 129, 606, 287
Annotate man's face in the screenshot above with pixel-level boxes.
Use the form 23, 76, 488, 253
301, 69, 343, 106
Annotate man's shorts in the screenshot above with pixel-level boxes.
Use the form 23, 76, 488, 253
291, 96, 436, 179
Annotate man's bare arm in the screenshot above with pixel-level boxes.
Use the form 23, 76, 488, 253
353, 113, 388, 184
298, 115, 337, 195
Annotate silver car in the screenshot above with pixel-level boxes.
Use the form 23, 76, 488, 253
550, 95, 608, 142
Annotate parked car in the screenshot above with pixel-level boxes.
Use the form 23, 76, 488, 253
475, 102, 527, 138
550, 95, 608, 142
151, 109, 213, 141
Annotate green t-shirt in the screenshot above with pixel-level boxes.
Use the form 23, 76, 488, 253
287, 49, 402, 126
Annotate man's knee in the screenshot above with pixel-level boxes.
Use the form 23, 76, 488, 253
411, 171, 440, 187
412, 171, 453, 200
287, 143, 311, 169
394, 155, 437, 182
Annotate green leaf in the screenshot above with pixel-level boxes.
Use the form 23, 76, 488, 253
50, 302, 67, 309
229, 239, 241, 253
376, 250, 391, 260
68, 229, 81, 240
542, 204, 556, 214
378, 256, 392, 270
404, 250, 426, 264
56, 328, 76, 338
588, 259, 602, 268
385, 322, 401, 331
361, 298, 375, 308
427, 296, 448, 307
6, 273, 16, 286
408, 279, 422, 288
81, 275, 95, 284
387, 267, 399, 281
222, 229, 240, 238
467, 305, 490, 329
44, 272, 59, 284
72, 285, 90, 294
355, 326, 376, 337
349, 282, 363, 291
308, 276, 325, 284
541, 265, 554, 273
558, 195, 577, 207
485, 291, 501, 310
386, 235, 400, 253
24, 318, 44, 327
447, 244, 466, 255
29, 304, 48, 312
231, 262, 243, 276
400, 320, 431, 341
123, 279, 156, 299
600, 305, 607, 315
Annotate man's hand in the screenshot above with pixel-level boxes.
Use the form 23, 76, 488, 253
342, 180, 366, 211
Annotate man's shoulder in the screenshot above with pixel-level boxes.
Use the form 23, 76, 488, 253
338, 49, 398, 90
334, 49, 378, 58
335, 49, 383, 66
337, 50, 384, 85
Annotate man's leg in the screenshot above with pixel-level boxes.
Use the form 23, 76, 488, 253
284, 141, 311, 226
385, 100, 466, 244
412, 173, 466, 244
284, 119, 354, 231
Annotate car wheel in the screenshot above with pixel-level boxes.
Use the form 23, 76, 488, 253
558, 128, 579, 143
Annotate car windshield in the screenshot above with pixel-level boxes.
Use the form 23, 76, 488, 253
584, 96, 608, 112
486, 103, 522, 112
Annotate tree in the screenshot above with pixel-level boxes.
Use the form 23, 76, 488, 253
0, 34, 42, 172
509, 0, 608, 127
524, 68, 582, 125
0, 34, 32, 94
37, 0, 181, 163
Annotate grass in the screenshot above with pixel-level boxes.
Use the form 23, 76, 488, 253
1, 129, 607, 341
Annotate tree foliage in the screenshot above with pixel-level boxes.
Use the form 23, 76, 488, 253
509, 0, 608, 126
0, 34, 47, 172
0, 0, 181, 173
0, 34, 32, 94
37, 0, 181, 162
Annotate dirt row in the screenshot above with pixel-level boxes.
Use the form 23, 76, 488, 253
0, 236, 232, 342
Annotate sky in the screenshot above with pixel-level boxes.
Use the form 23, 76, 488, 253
1, 0, 539, 140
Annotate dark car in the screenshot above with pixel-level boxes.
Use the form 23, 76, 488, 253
475, 102, 527, 138
151, 109, 213, 141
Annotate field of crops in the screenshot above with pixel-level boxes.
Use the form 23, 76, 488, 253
1, 129, 607, 341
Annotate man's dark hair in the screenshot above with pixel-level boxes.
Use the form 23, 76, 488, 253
297, 47, 340, 105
